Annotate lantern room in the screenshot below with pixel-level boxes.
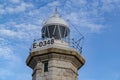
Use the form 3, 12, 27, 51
41, 13, 70, 40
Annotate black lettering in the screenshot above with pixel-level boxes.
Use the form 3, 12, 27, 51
47, 40, 51, 44
51, 39, 54, 44
33, 43, 37, 48
39, 42, 43, 47
43, 41, 47, 46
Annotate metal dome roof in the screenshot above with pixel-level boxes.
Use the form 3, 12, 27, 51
43, 13, 68, 27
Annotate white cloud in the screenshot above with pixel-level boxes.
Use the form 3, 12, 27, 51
80, 21, 104, 32
64, 11, 104, 33
47, 1, 60, 7
101, 0, 120, 12
0, 0, 109, 33
0, 1, 34, 14
0, 38, 14, 60
68, 0, 87, 6
10, 0, 20, 3
0, 39, 21, 64
0, 47, 13, 60
0, 29, 27, 39
0, 38, 25, 80
0, 29, 18, 37
0, 1, 120, 80
0, 0, 120, 33
0, 38, 22, 71
0, 8, 5, 14
0, 21, 41, 41
0, 5, 5, 14
6, 2, 33, 13
0, 0, 119, 45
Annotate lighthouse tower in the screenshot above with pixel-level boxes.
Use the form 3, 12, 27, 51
26, 10, 85, 80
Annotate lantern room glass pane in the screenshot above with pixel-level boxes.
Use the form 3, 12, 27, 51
42, 25, 70, 40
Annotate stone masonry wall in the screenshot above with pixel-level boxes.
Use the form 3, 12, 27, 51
32, 59, 78, 80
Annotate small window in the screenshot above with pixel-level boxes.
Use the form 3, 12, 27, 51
43, 61, 48, 72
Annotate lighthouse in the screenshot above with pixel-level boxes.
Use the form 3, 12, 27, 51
26, 9, 85, 80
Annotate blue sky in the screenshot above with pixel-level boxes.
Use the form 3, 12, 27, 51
0, 0, 120, 80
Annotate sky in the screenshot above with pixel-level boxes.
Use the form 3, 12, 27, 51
0, 0, 120, 80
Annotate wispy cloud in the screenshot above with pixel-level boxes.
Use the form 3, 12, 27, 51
0, 1, 33, 14
6, 3, 33, 13
0, 21, 41, 40
10, 0, 20, 3
0, 0, 120, 80
0, 46, 13, 60
1, 0, 119, 33
0, 6, 5, 14
0, 38, 13, 60
0, 38, 21, 65
101, 0, 120, 12
0, 38, 30, 80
